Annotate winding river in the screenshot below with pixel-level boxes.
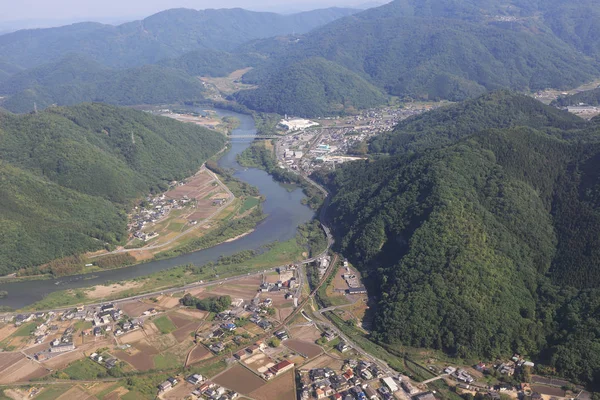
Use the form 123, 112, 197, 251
0, 109, 315, 310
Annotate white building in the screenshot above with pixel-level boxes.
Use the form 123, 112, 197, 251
279, 119, 319, 131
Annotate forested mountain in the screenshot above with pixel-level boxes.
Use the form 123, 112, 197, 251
234, 57, 387, 117
0, 54, 207, 113
0, 7, 358, 69
552, 88, 600, 107
0, 104, 225, 275
370, 91, 588, 153
237, 0, 600, 115
322, 91, 600, 387
157, 49, 263, 78
0, 60, 22, 84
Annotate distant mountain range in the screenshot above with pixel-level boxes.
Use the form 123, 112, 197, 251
0, 7, 359, 69
234, 0, 600, 115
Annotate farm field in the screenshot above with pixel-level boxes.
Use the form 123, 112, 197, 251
283, 339, 322, 359
213, 365, 266, 395
250, 370, 295, 400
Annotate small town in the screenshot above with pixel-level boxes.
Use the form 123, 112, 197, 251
275, 103, 441, 175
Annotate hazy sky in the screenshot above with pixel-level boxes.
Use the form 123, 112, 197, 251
0, 0, 381, 27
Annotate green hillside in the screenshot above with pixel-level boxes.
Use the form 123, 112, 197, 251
0, 103, 225, 274
238, 0, 600, 115
235, 57, 387, 117
322, 91, 600, 387
0, 55, 207, 113
157, 49, 262, 77
0, 8, 358, 69
370, 91, 587, 153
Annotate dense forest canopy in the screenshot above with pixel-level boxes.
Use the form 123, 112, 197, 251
321, 91, 600, 388
0, 54, 208, 113
234, 57, 388, 117
0, 103, 225, 275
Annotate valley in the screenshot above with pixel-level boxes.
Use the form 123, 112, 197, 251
3, 0, 600, 398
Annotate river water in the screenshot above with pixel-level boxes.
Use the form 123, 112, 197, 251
0, 109, 315, 310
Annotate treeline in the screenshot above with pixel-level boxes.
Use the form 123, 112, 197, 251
180, 293, 232, 313
323, 91, 600, 388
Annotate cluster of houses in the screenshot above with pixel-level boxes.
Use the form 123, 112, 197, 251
89, 352, 118, 369
233, 340, 266, 360
444, 367, 475, 384
157, 374, 239, 400
35, 327, 76, 360
129, 192, 191, 241
258, 277, 299, 293
298, 359, 395, 400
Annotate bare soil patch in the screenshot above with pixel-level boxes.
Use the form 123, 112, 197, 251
0, 352, 25, 372
214, 365, 266, 395
188, 345, 211, 365
169, 313, 192, 329
87, 282, 142, 300
119, 329, 146, 344
289, 325, 322, 342
173, 322, 197, 343
157, 296, 180, 309
0, 324, 17, 341
121, 301, 154, 317
531, 385, 566, 397
132, 339, 159, 355
176, 309, 208, 320
283, 339, 322, 358
55, 386, 94, 400
250, 370, 295, 400
115, 349, 154, 371
0, 358, 48, 383
41, 350, 86, 370
302, 354, 344, 371
162, 382, 195, 400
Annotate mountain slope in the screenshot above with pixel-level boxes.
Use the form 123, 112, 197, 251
239, 0, 600, 114
0, 103, 225, 274
234, 57, 387, 117
370, 91, 587, 153
322, 92, 600, 386
0, 55, 207, 113
0, 7, 359, 68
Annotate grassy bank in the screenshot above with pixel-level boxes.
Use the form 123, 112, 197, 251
22, 221, 326, 311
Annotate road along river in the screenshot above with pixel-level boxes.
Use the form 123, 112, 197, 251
0, 109, 315, 310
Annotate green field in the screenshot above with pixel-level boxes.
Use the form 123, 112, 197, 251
13, 322, 38, 336
153, 316, 177, 334
239, 197, 260, 213
153, 353, 180, 369
188, 359, 228, 378
62, 358, 107, 380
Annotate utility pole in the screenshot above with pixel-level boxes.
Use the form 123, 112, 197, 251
34, 102, 38, 114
